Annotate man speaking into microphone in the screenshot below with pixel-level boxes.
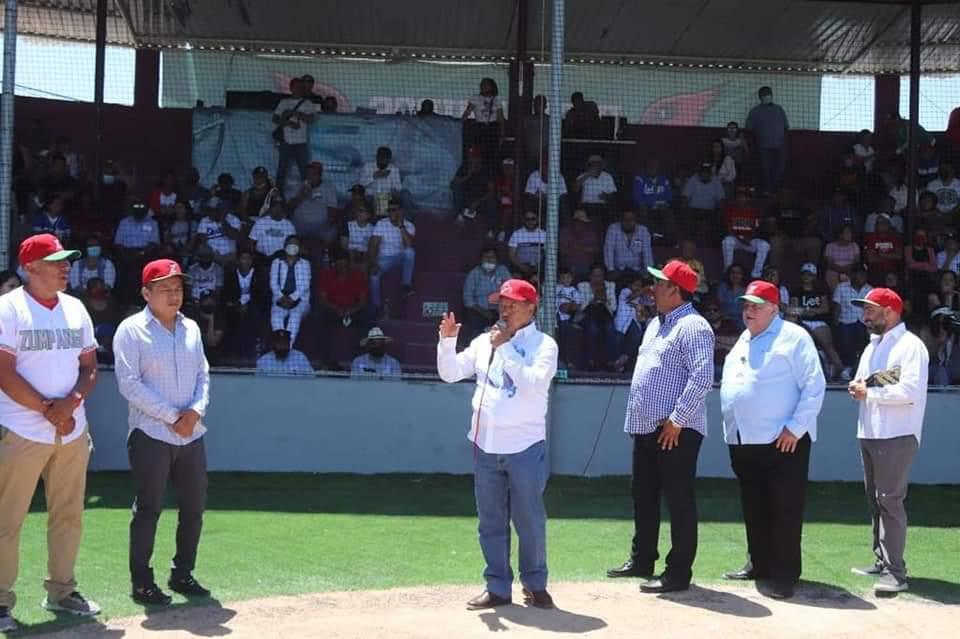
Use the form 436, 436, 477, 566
437, 279, 558, 610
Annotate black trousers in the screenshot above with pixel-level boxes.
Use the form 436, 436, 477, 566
128, 429, 208, 588
631, 427, 703, 585
729, 434, 811, 586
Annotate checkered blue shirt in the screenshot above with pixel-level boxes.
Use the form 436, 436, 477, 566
624, 302, 715, 436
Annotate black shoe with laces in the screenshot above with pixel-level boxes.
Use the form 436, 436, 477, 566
168, 573, 211, 597
132, 583, 173, 606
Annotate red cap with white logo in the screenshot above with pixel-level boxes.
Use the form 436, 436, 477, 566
141, 259, 190, 286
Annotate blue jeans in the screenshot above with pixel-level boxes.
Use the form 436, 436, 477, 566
369, 248, 415, 306
276, 142, 309, 193
474, 440, 548, 598
759, 146, 786, 194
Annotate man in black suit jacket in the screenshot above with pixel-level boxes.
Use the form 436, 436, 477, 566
222, 248, 269, 362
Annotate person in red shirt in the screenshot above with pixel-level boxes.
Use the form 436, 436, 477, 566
146, 171, 179, 225
863, 214, 903, 284
314, 250, 371, 366
721, 187, 770, 278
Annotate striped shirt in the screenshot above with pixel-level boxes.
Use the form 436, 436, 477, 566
463, 264, 511, 310
624, 303, 714, 436
113, 307, 210, 446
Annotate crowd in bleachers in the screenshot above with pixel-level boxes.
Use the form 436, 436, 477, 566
9, 76, 960, 383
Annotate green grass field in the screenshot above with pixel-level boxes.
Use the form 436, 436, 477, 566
9, 473, 960, 635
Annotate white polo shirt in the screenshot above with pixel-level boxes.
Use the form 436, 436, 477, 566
0, 288, 97, 444
196, 214, 242, 256
855, 323, 929, 442
578, 171, 617, 204
437, 322, 558, 454
249, 216, 297, 257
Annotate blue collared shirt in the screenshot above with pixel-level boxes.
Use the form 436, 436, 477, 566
624, 303, 715, 436
113, 307, 210, 446
720, 316, 825, 444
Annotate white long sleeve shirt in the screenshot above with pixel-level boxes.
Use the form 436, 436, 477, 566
720, 316, 826, 444
269, 257, 312, 304
437, 322, 558, 454
855, 323, 929, 442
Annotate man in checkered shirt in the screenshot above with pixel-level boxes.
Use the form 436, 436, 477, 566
607, 260, 714, 594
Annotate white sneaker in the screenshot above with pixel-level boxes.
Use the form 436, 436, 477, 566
42, 591, 101, 616
841, 367, 853, 382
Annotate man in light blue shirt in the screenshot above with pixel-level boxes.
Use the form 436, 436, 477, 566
256, 329, 314, 377
719, 280, 825, 600
113, 259, 212, 607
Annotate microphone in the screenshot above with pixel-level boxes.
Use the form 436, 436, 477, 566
488, 320, 507, 364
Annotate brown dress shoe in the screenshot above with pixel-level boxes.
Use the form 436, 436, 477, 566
522, 588, 555, 609
466, 591, 512, 609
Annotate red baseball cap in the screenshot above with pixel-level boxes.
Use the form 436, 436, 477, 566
141, 259, 190, 287
648, 260, 699, 294
852, 288, 903, 315
18, 234, 81, 267
740, 280, 780, 306
488, 279, 538, 304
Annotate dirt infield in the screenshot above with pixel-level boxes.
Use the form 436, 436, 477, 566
39, 581, 955, 638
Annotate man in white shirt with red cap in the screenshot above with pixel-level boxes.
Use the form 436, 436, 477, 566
720, 280, 825, 600
848, 288, 928, 594
0, 234, 100, 632
437, 279, 558, 611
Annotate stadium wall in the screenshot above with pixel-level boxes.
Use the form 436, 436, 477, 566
85, 371, 959, 484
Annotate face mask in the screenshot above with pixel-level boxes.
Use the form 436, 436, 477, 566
102, 174, 116, 185
481, 261, 497, 272
87, 246, 101, 258
368, 347, 385, 358
285, 244, 300, 257
761, 95, 773, 105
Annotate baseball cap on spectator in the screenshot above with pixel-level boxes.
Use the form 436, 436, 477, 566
18, 234, 81, 267
488, 279, 538, 304
647, 260, 698, 294
800, 263, 818, 275
852, 288, 903, 315
740, 280, 780, 306
141, 259, 190, 286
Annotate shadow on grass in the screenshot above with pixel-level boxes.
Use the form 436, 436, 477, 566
657, 584, 772, 617
477, 603, 607, 634
139, 598, 236, 636
64, 473, 960, 528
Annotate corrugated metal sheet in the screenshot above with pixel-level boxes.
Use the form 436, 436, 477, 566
4, 0, 959, 73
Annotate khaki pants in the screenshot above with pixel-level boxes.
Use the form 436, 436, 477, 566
0, 427, 90, 610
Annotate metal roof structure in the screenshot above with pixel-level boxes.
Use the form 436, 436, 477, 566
4, 0, 960, 73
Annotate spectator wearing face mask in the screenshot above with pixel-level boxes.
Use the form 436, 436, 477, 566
462, 247, 511, 343
186, 245, 224, 303
256, 329, 314, 377
69, 236, 116, 295
746, 86, 789, 195
351, 327, 402, 379
270, 235, 311, 346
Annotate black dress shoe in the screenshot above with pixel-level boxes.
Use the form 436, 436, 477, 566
466, 591, 512, 609
522, 588, 555, 609
639, 577, 690, 594
723, 567, 755, 581
757, 580, 795, 600
607, 558, 654, 579
132, 584, 172, 606
168, 573, 211, 597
